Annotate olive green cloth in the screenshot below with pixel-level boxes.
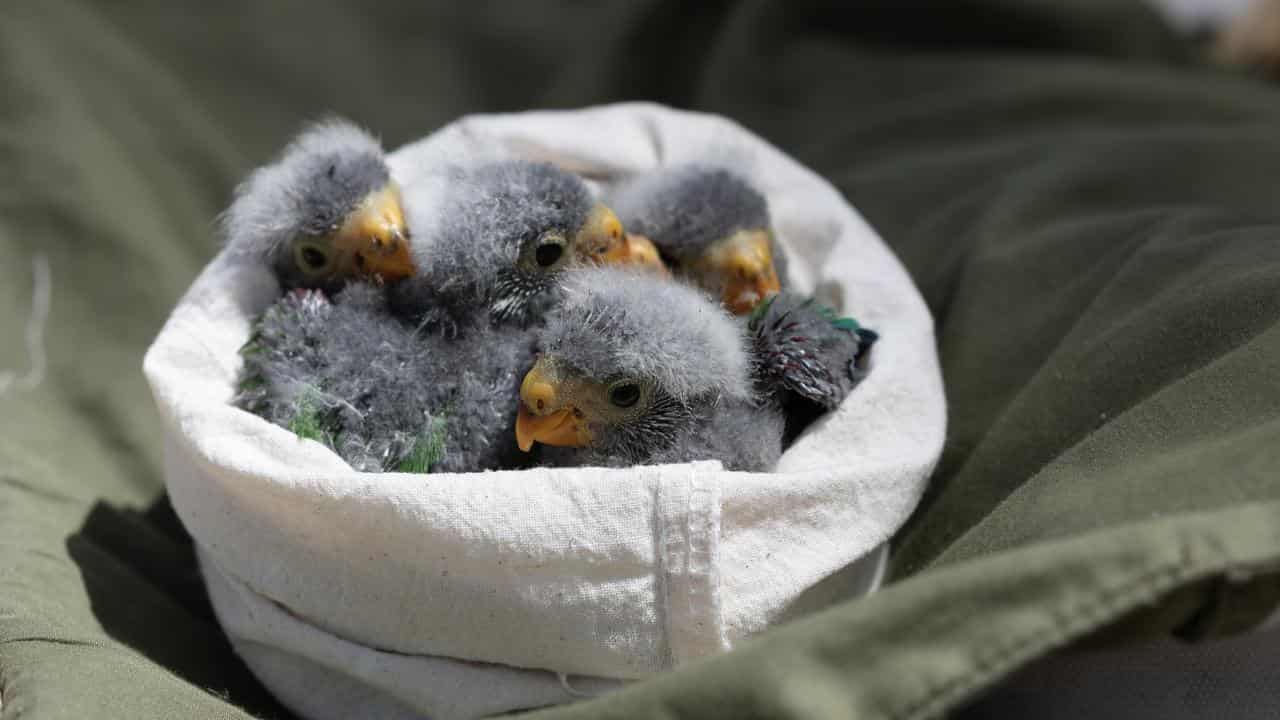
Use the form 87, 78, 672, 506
3, 1, 1280, 718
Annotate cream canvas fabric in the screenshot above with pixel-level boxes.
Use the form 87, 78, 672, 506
143, 103, 946, 720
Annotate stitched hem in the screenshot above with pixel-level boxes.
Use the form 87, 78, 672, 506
658, 462, 726, 665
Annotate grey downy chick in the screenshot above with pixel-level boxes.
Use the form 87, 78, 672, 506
515, 268, 877, 470
388, 160, 647, 331
609, 165, 787, 315
222, 118, 415, 294
236, 283, 534, 473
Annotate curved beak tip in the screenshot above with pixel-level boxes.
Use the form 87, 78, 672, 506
514, 405, 581, 452
757, 271, 782, 297
605, 215, 623, 242
515, 405, 538, 452
723, 266, 781, 314
336, 184, 415, 282
705, 230, 780, 313
601, 233, 668, 274
360, 235, 415, 281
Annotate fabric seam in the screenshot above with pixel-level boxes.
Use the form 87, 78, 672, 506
658, 464, 725, 666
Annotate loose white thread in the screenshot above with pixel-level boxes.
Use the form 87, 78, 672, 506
0, 254, 51, 397
556, 672, 594, 699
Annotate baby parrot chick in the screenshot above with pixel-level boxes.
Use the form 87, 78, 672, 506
390, 160, 649, 329
517, 267, 776, 470
610, 165, 785, 314
236, 283, 532, 473
223, 119, 414, 293
516, 268, 876, 470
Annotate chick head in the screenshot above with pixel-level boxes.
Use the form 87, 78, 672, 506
398, 160, 647, 327
516, 267, 751, 455
611, 165, 782, 314
223, 119, 413, 293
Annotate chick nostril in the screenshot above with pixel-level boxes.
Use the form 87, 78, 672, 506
523, 379, 557, 412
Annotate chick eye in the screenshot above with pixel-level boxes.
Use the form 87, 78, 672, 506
534, 233, 567, 268
294, 241, 331, 275
608, 381, 641, 408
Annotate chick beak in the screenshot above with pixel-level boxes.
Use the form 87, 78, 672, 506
604, 233, 670, 275
333, 183, 416, 283
576, 204, 634, 266
516, 363, 589, 451
704, 229, 782, 315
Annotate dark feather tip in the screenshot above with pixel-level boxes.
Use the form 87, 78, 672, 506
751, 292, 879, 410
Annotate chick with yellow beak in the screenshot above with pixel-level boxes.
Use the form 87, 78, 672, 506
608, 165, 784, 314
514, 267, 793, 471
223, 119, 417, 294
515, 267, 876, 469
570, 203, 668, 275
516, 357, 594, 451
388, 160, 660, 327
319, 183, 414, 283
691, 228, 781, 315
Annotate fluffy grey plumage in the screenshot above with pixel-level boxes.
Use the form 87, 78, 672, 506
223, 119, 406, 293
546, 269, 752, 403
526, 268, 783, 471
610, 166, 770, 263
609, 165, 789, 314
236, 284, 533, 473
389, 160, 600, 329
525, 269, 878, 470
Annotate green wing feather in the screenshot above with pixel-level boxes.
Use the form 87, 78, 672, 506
812, 301, 862, 332
286, 392, 338, 445
395, 412, 450, 473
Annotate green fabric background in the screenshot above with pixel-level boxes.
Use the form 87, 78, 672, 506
3, 1, 1279, 718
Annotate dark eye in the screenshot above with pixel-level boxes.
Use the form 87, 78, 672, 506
294, 242, 330, 274
608, 382, 641, 408
535, 241, 564, 267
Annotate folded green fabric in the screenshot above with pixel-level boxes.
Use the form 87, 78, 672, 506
528, 501, 1280, 720
3, 1, 1279, 718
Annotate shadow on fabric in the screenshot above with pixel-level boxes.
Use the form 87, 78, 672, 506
65, 496, 294, 720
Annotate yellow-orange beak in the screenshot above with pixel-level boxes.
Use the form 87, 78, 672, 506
699, 229, 781, 315
515, 406, 580, 452
576, 203, 665, 274
515, 362, 591, 451
333, 183, 416, 283
576, 203, 626, 263
601, 233, 669, 275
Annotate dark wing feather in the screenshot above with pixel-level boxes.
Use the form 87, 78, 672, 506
749, 293, 877, 410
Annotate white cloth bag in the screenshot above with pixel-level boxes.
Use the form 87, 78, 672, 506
144, 103, 946, 720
